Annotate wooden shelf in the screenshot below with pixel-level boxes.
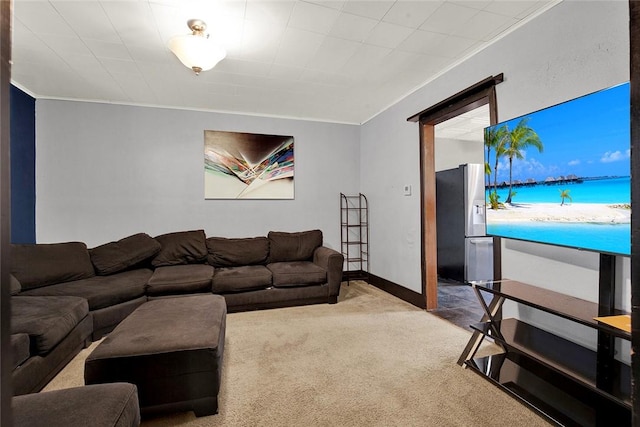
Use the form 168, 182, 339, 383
460, 270, 631, 426
472, 280, 630, 340
343, 270, 368, 281
468, 353, 630, 427
470, 319, 630, 407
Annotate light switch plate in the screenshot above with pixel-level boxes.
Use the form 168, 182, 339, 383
403, 185, 411, 196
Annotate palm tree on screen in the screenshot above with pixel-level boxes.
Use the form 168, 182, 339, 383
504, 118, 543, 204
484, 125, 508, 189
559, 189, 572, 206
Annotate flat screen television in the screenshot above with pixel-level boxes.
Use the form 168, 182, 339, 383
484, 82, 630, 256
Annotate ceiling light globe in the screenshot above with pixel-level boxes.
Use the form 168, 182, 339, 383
168, 21, 226, 75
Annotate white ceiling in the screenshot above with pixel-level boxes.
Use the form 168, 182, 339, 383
435, 103, 489, 141
11, 0, 559, 124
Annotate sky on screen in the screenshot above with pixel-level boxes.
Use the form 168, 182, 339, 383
487, 82, 630, 182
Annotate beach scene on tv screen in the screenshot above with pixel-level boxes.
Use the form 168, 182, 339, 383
485, 82, 630, 256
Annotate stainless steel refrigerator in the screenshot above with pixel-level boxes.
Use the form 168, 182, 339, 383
435, 163, 494, 283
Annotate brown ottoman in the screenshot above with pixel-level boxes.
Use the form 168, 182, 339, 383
84, 294, 226, 417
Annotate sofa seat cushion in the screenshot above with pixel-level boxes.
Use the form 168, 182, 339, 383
13, 383, 140, 427
152, 230, 207, 267
268, 230, 323, 263
90, 233, 161, 275
267, 261, 327, 288
11, 296, 89, 355
212, 265, 272, 293
11, 333, 30, 370
206, 236, 269, 267
147, 264, 214, 296
11, 242, 95, 291
21, 269, 151, 311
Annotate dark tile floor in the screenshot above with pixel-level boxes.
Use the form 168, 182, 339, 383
431, 280, 486, 330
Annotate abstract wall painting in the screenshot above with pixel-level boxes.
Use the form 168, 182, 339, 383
204, 130, 294, 199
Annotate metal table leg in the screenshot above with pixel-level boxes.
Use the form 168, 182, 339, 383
457, 284, 505, 366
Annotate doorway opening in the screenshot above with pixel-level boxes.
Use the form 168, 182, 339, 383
431, 105, 491, 329
407, 74, 503, 313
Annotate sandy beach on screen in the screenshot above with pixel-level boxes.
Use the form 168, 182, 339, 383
486, 202, 630, 224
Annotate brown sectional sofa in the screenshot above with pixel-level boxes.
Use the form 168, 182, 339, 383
10, 229, 343, 397
13, 383, 140, 427
11, 295, 93, 395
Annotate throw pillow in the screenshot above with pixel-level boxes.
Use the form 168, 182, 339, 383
152, 230, 207, 266
268, 230, 323, 263
11, 242, 95, 290
90, 233, 161, 275
206, 236, 269, 267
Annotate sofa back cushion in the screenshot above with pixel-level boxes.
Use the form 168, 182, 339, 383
152, 230, 207, 267
268, 230, 322, 263
11, 242, 95, 291
89, 233, 161, 275
206, 236, 269, 267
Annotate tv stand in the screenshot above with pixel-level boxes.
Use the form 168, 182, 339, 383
458, 277, 631, 426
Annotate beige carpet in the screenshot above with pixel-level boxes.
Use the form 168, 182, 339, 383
44, 281, 551, 426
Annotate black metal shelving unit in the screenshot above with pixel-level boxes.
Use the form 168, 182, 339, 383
458, 274, 631, 427
340, 193, 369, 283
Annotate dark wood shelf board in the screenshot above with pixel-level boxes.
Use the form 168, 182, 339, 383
468, 353, 631, 427
343, 270, 369, 281
470, 319, 631, 406
471, 280, 630, 340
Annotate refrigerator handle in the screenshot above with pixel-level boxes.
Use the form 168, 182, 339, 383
468, 238, 491, 244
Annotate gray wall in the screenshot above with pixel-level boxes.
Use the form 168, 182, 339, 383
36, 101, 359, 249
434, 137, 484, 172
35, 1, 631, 324
360, 1, 630, 301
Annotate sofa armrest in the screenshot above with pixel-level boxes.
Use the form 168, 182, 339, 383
313, 246, 344, 299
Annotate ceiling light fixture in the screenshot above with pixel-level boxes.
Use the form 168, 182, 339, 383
168, 19, 226, 75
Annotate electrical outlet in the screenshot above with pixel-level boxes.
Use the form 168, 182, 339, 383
403, 185, 411, 196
